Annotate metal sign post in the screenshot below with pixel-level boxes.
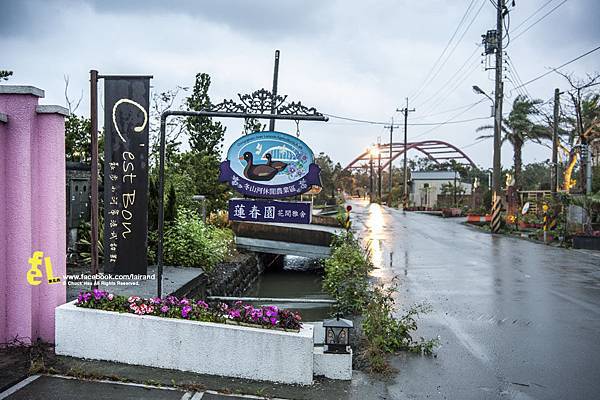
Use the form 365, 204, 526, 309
156, 89, 328, 297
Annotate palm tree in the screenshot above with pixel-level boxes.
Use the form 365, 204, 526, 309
477, 95, 551, 190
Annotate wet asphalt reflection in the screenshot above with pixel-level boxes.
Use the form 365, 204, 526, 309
350, 199, 600, 400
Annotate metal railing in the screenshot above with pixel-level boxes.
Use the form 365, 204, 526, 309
207, 296, 336, 304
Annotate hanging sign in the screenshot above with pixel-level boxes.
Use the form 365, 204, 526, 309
103, 76, 151, 274
219, 131, 321, 198
229, 198, 312, 224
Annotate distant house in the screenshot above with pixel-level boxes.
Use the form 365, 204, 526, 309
409, 170, 472, 208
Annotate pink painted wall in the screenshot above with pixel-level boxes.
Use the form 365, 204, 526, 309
0, 86, 67, 344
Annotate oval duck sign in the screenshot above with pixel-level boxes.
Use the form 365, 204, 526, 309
219, 131, 321, 198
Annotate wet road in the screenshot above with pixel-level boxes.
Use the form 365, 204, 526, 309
350, 199, 600, 400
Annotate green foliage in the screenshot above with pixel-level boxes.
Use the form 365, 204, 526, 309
0, 70, 13, 81
477, 95, 551, 190
163, 208, 234, 271
362, 283, 438, 372
78, 217, 104, 267
314, 152, 344, 205
65, 114, 92, 162
185, 73, 226, 155
323, 232, 372, 315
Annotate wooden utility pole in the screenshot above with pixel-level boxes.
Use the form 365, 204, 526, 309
551, 88, 560, 193
397, 98, 415, 209
383, 118, 400, 198
491, 0, 504, 233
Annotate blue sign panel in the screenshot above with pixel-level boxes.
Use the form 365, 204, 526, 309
228, 199, 312, 224
219, 131, 321, 198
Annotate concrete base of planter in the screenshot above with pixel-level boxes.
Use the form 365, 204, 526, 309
313, 346, 353, 380
55, 301, 314, 384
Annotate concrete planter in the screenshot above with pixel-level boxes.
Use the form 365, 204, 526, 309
55, 301, 314, 384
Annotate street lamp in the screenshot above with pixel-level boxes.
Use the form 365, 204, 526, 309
473, 84, 502, 233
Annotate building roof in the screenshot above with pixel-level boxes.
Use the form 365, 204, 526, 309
411, 170, 458, 180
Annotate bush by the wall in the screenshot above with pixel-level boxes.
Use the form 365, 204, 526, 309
163, 208, 233, 271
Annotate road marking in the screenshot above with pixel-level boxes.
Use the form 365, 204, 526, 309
204, 389, 290, 399
0, 375, 40, 399
46, 374, 181, 391
181, 392, 204, 400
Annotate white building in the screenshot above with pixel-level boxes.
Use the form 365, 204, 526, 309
409, 170, 472, 208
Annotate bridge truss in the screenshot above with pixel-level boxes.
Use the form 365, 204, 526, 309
343, 140, 476, 171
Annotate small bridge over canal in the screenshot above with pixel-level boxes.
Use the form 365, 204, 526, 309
232, 218, 342, 259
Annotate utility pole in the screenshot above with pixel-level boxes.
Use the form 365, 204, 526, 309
384, 118, 400, 199
551, 88, 560, 194
369, 150, 374, 203
378, 146, 382, 202
269, 50, 280, 131
490, 0, 505, 233
397, 98, 415, 209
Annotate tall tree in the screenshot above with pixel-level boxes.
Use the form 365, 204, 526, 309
477, 95, 551, 190
185, 73, 226, 155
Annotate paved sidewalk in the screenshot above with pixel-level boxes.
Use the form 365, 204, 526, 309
0, 375, 299, 400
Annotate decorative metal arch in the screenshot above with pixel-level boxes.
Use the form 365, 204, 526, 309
344, 140, 476, 171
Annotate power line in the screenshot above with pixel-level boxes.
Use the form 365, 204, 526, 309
512, 44, 600, 90
324, 112, 491, 127
409, 0, 480, 101
414, 0, 487, 106
511, 0, 568, 42
411, 99, 490, 140
511, 0, 557, 32
421, 57, 483, 114
416, 44, 482, 110
412, 100, 485, 120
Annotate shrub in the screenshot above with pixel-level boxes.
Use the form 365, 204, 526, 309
163, 207, 233, 271
323, 231, 372, 315
361, 283, 439, 372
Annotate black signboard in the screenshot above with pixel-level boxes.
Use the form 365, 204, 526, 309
103, 77, 151, 274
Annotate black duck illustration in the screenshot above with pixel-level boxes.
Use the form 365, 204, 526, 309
239, 152, 280, 181
264, 153, 288, 172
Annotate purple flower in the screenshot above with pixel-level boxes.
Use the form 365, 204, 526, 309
92, 288, 104, 300
196, 300, 208, 309
165, 296, 178, 305
83, 292, 92, 302
179, 298, 190, 306
269, 317, 278, 325
181, 305, 192, 318
228, 309, 241, 319
149, 297, 161, 305
160, 305, 169, 313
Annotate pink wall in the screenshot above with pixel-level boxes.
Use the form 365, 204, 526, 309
0, 86, 67, 344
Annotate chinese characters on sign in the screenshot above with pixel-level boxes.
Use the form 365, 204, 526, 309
219, 131, 321, 199
103, 77, 151, 274
228, 199, 312, 224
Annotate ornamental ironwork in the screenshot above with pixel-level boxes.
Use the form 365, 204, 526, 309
210, 89, 324, 118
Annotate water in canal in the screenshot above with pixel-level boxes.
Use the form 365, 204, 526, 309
243, 256, 332, 322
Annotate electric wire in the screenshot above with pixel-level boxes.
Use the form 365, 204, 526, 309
409, 0, 480, 101
512, 44, 600, 90
511, 0, 568, 42
414, 0, 487, 108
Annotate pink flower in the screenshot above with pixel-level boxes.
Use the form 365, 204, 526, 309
181, 305, 192, 318
128, 296, 140, 303
107, 293, 114, 301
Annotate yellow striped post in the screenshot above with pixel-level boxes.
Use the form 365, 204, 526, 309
542, 203, 549, 244
491, 193, 502, 233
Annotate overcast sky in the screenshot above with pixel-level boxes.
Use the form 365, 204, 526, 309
2, 0, 599, 169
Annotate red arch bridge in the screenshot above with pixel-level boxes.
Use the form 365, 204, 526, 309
343, 140, 476, 171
